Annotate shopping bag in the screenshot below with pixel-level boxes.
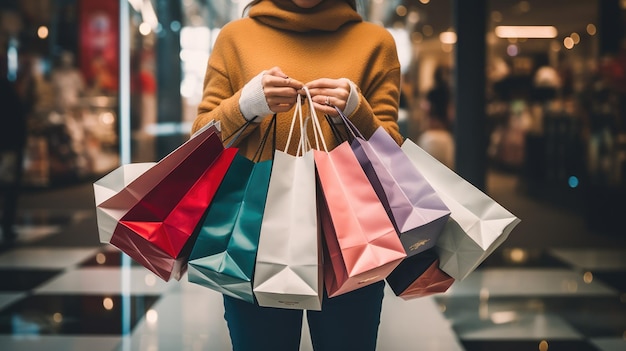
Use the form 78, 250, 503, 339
253, 99, 323, 310
188, 116, 275, 303
94, 162, 155, 244
401, 140, 521, 280
95, 121, 237, 281
334, 107, 450, 257
310, 89, 406, 298
94, 120, 218, 246
386, 248, 454, 300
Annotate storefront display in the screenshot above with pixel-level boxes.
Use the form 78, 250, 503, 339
21, 96, 119, 187
1, 0, 122, 187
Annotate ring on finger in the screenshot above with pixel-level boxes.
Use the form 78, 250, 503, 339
325, 96, 331, 105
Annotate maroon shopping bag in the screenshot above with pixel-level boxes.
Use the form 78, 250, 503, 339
386, 248, 454, 300
96, 122, 237, 281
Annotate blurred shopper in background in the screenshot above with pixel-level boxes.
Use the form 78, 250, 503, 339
0, 75, 27, 249
581, 65, 620, 185
418, 65, 455, 169
50, 51, 84, 117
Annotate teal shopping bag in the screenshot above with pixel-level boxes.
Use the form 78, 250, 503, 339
188, 116, 274, 303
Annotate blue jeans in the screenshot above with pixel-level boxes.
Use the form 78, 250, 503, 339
223, 281, 385, 351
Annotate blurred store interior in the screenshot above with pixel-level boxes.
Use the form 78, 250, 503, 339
0, 0, 625, 350
1, 0, 625, 209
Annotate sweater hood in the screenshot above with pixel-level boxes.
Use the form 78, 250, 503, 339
249, 0, 362, 32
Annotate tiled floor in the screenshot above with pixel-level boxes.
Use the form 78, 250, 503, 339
0, 171, 625, 351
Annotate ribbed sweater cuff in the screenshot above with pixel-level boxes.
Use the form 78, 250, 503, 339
239, 71, 273, 122
329, 80, 358, 124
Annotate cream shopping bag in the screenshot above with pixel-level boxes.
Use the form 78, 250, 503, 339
253, 97, 323, 310
401, 140, 521, 280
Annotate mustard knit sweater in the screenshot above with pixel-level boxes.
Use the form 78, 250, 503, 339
192, 0, 402, 160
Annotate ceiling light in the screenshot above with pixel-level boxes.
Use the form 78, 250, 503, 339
586, 23, 597, 36
495, 26, 557, 39
439, 31, 457, 44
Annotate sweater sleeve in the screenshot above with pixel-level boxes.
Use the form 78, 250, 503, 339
192, 25, 255, 142
239, 70, 273, 122
193, 66, 249, 142
350, 68, 403, 145
344, 27, 404, 146
351, 70, 403, 145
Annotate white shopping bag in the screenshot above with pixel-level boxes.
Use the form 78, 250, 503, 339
401, 139, 521, 280
93, 162, 155, 243
253, 97, 323, 310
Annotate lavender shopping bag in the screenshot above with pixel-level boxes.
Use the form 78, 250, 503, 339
332, 108, 450, 257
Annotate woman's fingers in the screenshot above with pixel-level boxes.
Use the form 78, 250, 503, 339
303, 78, 351, 116
310, 97, 343, 116
263, 67, 303, 89
262, 67, 303, 112
260, 71, 354, 115
266, 87, 301, 112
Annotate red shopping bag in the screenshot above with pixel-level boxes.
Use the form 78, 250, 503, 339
96, 122, 237, 281
305, 88, 406, 298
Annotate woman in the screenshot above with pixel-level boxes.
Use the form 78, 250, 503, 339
191, 0, 403, 349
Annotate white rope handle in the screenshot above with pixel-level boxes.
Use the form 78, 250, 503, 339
301, 116, 314, 153
284, 93, 302, 154
297, 96, 308, 156
303, 87, 328, 153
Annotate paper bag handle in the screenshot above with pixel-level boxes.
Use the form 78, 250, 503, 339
303, 87, 328, 153
332, 105, 364, 142
252, 114, 277, 162
324, 113, 348, 144
223, 116, 258, 148
285, 94, 311, 156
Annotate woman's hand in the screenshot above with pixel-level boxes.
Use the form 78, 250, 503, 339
262, 67, 303, 113
302, 78, 351, 116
